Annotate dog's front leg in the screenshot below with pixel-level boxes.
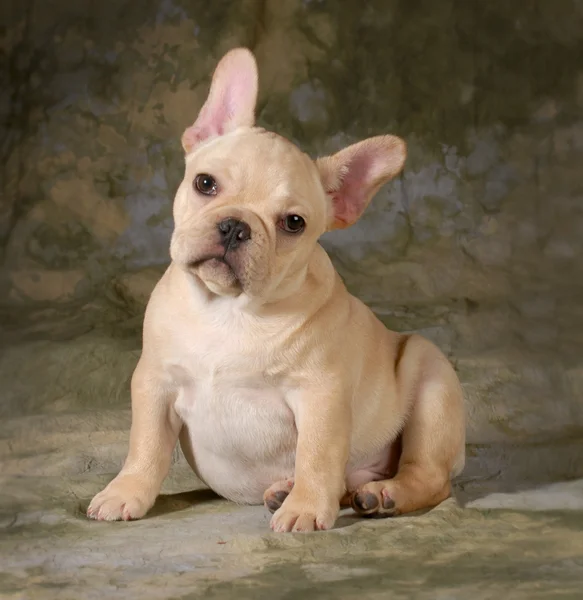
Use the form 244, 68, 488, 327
87, 358, 181, 521
270, 387, 350, 532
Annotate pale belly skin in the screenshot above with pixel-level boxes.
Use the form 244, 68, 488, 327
176, 381, 298, 504
175, 376, 400, 505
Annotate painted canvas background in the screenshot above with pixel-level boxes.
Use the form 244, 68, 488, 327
1, 1, 583, 597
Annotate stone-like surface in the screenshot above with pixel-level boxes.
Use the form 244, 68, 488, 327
1, 0, 583, 596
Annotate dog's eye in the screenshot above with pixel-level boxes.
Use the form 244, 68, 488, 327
279, 214, 305, 234
194, 174, 218, 196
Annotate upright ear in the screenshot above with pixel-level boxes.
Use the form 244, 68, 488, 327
182, 48, 259, 153
316, 135, 407, 230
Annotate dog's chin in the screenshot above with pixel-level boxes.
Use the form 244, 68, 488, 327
189, 257, 242, 296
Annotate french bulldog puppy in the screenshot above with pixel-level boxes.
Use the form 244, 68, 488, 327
87, 48, 465, 532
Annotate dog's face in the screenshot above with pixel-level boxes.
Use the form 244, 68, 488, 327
170, 48, 407, 300
170, 128, 329, 298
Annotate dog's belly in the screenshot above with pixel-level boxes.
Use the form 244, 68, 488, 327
175, 381, 297, 504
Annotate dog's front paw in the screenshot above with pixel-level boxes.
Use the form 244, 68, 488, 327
87, 475, 156, 522
269, 491, 338, 533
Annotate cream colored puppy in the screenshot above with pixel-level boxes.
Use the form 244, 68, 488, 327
87, 48, 465, 532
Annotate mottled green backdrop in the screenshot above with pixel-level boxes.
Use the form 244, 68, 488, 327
2, 1, 583, 598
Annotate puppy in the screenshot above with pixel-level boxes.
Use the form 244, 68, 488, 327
87, 48, 465, 532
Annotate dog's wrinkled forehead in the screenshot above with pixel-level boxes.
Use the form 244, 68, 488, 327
185, 127, 324, 214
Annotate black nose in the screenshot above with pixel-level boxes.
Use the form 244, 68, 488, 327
217, 217, 251, 250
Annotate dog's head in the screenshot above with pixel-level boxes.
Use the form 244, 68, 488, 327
170, 48, 406, 300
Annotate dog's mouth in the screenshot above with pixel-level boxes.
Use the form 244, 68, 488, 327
187, 255, 240, 286
188, 255, 231, 270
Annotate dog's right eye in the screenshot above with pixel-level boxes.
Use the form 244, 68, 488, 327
279, 214, 306, 234
194, 174, 218, 196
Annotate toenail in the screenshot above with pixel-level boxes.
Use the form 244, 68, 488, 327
353, 491, 379, 512
382, 494, 395, 510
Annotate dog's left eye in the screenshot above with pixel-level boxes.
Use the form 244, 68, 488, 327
194, 174, 218, 196
279, 214, 305, 234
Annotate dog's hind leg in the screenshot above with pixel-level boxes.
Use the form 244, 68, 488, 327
263, 478, 294, 513
351, 335, 465, 518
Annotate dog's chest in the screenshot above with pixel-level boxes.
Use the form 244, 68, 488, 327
172, 334, 297, 503
175, 372, 295, 451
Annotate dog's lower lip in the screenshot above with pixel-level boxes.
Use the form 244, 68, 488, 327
188, 256, 232, 270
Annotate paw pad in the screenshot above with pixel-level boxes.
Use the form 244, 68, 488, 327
381, 493, 395, 510
351, 489, 398, 518
351, 491, 379, 514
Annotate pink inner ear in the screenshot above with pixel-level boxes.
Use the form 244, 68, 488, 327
319, 135, 406, 229
331, 192, 360, 229
197, 80, 246, 137
182, 92, 234, 150
182, 121, 216, 151
332, 148, 381, 227
182, 50, 258, 153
